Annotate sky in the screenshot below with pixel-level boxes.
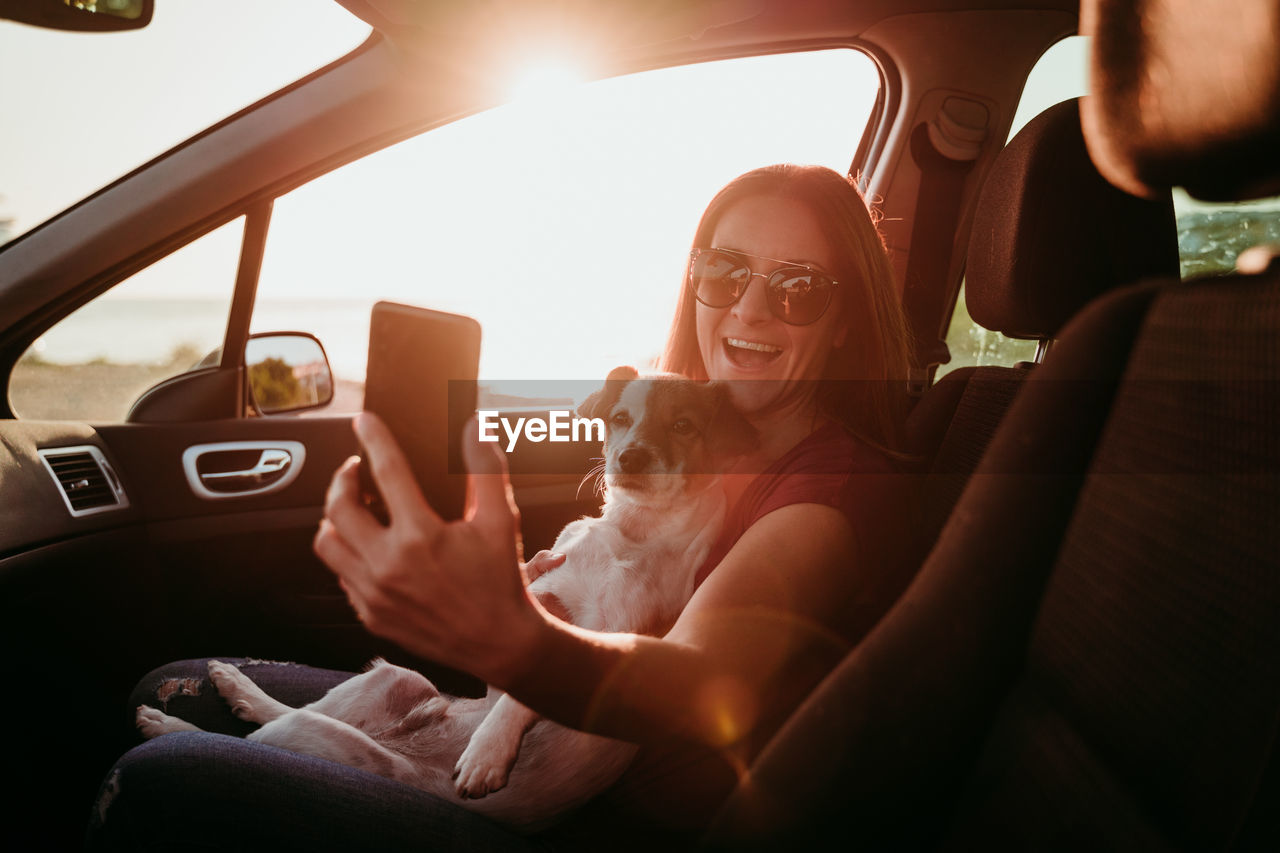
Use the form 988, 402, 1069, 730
1, 3, 1092, 383
0, 1, 371, 238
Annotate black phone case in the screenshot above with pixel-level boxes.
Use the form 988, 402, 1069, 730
359, 301, 481, 522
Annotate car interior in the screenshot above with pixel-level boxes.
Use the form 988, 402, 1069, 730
0, 0, 1276, 850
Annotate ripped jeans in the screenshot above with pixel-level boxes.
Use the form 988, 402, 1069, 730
84, 658, 549, 852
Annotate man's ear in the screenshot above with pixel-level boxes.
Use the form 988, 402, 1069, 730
578, 365, 639, 419
705, 382, 759, 460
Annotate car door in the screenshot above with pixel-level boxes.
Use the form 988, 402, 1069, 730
0, 205, 377, 849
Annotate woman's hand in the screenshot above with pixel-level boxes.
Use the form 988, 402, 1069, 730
314, 413, 544, 686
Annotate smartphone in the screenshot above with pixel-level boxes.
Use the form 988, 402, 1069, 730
359, 301, 481, 523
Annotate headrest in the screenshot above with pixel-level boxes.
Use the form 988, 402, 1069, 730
1081, 0, 1280, 202
965, 99, 1179, 340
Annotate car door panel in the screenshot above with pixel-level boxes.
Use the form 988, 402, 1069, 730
97, 417, 356, 521
2, 415, 356, 654
1, 402, 604, 663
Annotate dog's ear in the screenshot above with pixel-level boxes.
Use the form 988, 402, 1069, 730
579, 365, 639, 420
705, 382, 759, 460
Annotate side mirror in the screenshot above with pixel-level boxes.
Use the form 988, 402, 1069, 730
0, 0, 153, 32
245, 333, 334, 415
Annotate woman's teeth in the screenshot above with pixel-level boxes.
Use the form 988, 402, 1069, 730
726, 337, 782, 354
724, 337, 783, 368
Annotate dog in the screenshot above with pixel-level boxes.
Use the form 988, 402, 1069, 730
135, 366, 757, 831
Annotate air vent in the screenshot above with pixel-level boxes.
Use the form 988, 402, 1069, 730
38, 446, 130, 517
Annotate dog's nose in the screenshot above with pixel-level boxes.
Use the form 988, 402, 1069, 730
618, 448, 650, 474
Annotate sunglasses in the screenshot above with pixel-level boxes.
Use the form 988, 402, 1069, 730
687, 247, 840, 326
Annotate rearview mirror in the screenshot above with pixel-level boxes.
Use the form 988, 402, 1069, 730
0, 0, 153, 32
245, 333, 334, 415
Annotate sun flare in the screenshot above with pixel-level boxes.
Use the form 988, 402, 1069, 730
508, 62, 588, 103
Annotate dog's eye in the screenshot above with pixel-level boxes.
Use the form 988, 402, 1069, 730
610, 411, 632, 428
671, 418, 696, 436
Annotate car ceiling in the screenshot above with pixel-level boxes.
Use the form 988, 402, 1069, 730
336, 0, 1078, 50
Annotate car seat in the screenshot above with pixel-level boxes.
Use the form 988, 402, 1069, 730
908, 96, 1179, 547
705, 0, 1280, 848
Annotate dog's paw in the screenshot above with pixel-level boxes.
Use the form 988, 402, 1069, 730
452, 745, 512, 799
207, 660, 261, 722
135, 704, 199, 739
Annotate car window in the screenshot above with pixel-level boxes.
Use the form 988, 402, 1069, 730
940, 37, 1087, 377
9, 217, 243, 421
941, 283, 1038, 376
1006, 36, 1089, 142
0, 1, 369, 246
252, 49, 879, 409
1175, 190, 1280, 278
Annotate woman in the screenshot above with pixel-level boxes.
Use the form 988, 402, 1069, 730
88, 165, 917, 850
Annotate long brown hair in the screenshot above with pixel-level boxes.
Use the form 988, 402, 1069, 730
658, 164, 912, 454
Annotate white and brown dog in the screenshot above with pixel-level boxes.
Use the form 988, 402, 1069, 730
136, 366, 756, 831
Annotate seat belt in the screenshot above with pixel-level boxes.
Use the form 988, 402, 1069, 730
901, 96, 989, 396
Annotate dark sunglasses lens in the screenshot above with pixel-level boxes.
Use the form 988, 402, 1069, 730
768, 270, 834, 324
690, 251, 749, 307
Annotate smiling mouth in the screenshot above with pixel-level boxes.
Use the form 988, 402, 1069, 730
723, 337, 783, 369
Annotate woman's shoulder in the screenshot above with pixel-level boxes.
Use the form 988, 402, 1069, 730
732, 423, 897, 523
765, 422, 898, 480
694, 422, 916, 588
693, 422, 912, 589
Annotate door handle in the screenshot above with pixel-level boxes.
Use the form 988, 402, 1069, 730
182, 441, 306, 500
199, 448, 292, 486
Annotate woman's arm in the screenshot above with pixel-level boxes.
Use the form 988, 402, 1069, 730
509, 502, 861, 748
316, 414, 861, 750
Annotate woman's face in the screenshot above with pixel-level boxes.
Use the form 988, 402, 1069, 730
696, 194, 848, 416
